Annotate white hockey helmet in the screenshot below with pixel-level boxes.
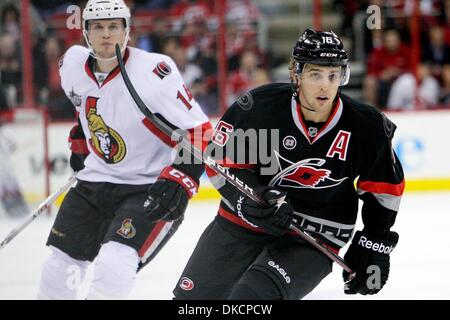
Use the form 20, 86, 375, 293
82, 0, 131, 61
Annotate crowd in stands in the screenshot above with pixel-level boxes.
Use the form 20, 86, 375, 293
0, 0, 275, 119
335, 0, 450, 109
1, 0, 449, 120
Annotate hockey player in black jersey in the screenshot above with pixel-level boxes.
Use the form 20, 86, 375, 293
173, 28, 405, 300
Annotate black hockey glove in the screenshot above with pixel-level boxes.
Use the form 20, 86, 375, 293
343, 229, 399, 295
68, 123, 89, 172
239, 186, 294, 236
144, 166, 198, 222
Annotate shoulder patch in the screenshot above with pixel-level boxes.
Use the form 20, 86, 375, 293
153, 61, 172, 79
236, 91, 253, 111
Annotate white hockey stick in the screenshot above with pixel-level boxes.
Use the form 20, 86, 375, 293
0, 175, 77, 250
115, 45, 353, 274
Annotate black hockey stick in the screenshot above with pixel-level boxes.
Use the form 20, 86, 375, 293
115, 44, 353, 274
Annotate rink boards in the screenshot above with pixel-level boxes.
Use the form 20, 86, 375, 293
4, 109, 450, 206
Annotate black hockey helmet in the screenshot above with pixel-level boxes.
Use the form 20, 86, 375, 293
291, 28, 350, 85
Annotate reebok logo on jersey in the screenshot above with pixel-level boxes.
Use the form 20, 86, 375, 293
358, 235, 395, 255
268, 260, 291, 284
179, 277, 194, 291
153, 61, 172, 79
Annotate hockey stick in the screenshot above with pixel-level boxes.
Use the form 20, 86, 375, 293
115, 45, 353, 274
0, 175, 76, 250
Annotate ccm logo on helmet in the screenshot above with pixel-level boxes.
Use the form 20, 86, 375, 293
320, 53, 338, 57
358, 236, 395, 255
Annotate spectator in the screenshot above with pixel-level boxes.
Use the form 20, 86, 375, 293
439, 63, 450, 105
171, 45, 203, 87
226, 0, 259, 30
137, 16, 169, 53
161, 36, 181, 58
176, 8, 213, 63
387, 63, 440, 109
445, 1, 450, 44
34, 35, 74, 119
190, 78, 217, 115
422, 24, 450, 79
0, 85, 7, 110
134, 0, 179, 10
0, 4, 20, 41
0, 32, 21, 108
364, 28, 412, 108
0, 1, 46, 41
227, 50, 269, 104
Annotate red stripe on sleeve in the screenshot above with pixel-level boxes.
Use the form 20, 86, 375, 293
357, 179, 405, 196
69, 138, 89, 154
141, 118, 177, 147
187, 121, 212, 152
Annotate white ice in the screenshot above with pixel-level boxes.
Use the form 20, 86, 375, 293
0, 192, 449, 300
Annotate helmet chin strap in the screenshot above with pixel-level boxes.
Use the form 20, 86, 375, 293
291, 74, 317, 113
300, 104, 316, 112
83, 28, 130, 62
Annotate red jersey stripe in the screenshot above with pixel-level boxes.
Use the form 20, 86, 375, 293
141, 118, 177, 147
187, 121, 212, 152
358, 179, 405, 196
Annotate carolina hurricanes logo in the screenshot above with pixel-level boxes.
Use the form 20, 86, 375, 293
270, 152, 348, 189
179, 277, 194, 291
283, 166, 331, 187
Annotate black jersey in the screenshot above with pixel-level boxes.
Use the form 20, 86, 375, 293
206, 83, 405, 250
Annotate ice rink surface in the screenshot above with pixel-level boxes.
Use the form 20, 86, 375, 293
1, 192, 449, 300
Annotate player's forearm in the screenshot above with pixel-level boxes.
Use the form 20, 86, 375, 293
360, 192, 399, 233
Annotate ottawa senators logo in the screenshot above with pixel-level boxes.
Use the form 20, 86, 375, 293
116, 218, 136, 239
85, 97, 126, 164
270, 152, 348, 189
153, 61, 172, 79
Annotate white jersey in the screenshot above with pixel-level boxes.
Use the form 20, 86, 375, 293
60, 45, 210, 185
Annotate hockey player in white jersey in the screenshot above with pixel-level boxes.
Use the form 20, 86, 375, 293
38, 0, 211, 299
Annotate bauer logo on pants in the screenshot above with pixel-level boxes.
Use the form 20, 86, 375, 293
117, 218, 136, 239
